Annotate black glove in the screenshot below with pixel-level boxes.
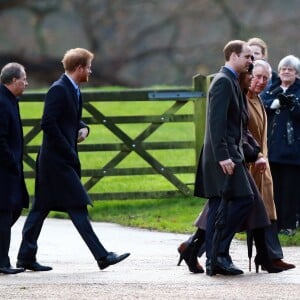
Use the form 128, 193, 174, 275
278, 93, 296, 107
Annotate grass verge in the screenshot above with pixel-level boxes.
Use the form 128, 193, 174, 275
46, 196, 300, 246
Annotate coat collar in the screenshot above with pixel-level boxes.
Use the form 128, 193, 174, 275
268, 76, 300, 94
0, 84, 18, 103
60, 74, 76, 88
222, 66, 239, 79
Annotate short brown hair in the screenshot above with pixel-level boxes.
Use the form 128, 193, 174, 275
223, 40, 246, 61
61, 48, 94, 72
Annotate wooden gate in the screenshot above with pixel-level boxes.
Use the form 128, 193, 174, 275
20, 74, 207, 201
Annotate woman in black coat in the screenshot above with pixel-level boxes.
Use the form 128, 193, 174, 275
261, 54, 300, 235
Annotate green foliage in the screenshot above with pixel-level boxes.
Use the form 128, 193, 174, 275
48, 198, 300, 246
50, 196, 205, 234
235, 229, 300, 247
277, 230, 300, 246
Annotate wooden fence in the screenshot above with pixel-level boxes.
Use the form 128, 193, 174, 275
20, 74, 208, 201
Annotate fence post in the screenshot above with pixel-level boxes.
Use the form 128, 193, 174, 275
193, 74, 207, 165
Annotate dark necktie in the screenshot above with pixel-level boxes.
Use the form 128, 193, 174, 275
75, 87, 81, 109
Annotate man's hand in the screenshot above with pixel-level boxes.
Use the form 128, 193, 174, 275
77, 127, 89, 143
219, 159, 235, 175
254, 157, 267, 173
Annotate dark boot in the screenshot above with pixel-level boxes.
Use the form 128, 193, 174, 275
177, 228, 205, 273
252, 228, 283, 273
187, 229, 205, 273
177, 241, 189, 266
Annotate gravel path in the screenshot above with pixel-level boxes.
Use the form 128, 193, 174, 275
2, 217, 299, 299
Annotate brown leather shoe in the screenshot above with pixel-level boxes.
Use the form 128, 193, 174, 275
177, 242, 204, 273
177, 242, 189, 253
272, 259, 296, 270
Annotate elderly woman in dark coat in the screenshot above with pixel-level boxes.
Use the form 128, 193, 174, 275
261, 55, 300, 236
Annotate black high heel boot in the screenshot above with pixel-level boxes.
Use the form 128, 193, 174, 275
177, 230, 198, 266
252, 228, 283, 273
188, 229, 205, 273
177, 229, 205, 273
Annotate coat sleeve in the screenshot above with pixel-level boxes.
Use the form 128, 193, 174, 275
0, 102, 18, 174
208, 77, 232, 162
78, 120, 90, 136
242, 129, 261, 163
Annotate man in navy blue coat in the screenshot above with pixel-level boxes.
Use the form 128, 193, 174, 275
17, 48, 130, 271
0, 62, 29, 274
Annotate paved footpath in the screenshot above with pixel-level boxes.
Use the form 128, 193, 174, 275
1, 217, 299, 299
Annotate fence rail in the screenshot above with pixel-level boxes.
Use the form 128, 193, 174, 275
21, 74, 208, 201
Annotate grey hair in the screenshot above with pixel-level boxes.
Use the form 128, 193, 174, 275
0, 62, 25, 84
277, 55, 300, 75
253, 59, 272, 79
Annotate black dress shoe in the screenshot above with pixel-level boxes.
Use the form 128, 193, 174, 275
16, 261, 52, 271
207, 256, 243, 276
205, 260, 214, 276
0, 266, 25, 275
98, 252, 130, 270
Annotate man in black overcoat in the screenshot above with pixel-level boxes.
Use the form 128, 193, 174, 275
194, 40, 255, 276
16, 48, 130, 271
0, 62, 29, 274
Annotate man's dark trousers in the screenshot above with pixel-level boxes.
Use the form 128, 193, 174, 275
17, 207, 108, 262
206, 195, 254, 260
